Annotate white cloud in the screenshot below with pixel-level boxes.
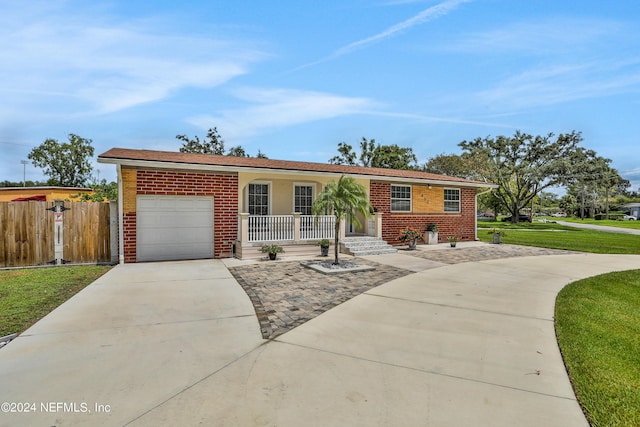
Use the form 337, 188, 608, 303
444, 18, 623, 55
0, 3, 265, 116
187, 88, 378, 139
296, 0, 472, 69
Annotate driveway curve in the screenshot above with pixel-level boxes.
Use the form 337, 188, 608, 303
133, 253, 638, 427
2, 252, 639, 426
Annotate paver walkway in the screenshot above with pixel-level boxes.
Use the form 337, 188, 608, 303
228, 258, 412, 338
227, 243, 577, 339
406, 244, 577, 264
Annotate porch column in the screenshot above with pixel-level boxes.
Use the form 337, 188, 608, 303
339, 218, 346, 240
238, 213, 249, 245
374, 212, 383, 238
292, 212, 301, 243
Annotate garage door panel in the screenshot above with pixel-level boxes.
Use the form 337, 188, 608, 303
137, 195, 214, 262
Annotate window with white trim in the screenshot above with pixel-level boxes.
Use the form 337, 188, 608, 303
391, 185, 412, 212
248, 183, 269, 215
294, 184, 313, 215
444, 188, 460, 212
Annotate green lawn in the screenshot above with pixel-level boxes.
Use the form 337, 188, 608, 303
478, 221, 640, 254
555, 270, 640, 426
0, 266, 111, 337
555, 217, 640, 230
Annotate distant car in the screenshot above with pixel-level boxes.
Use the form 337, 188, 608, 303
551, 212, 567, 217
623, 214, 637, 221
502, 214, 531, 222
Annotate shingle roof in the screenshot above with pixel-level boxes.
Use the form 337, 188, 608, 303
98, 147, 492, 187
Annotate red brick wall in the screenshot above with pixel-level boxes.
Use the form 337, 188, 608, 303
370, 181, 476, 244
123, 169, 238, 261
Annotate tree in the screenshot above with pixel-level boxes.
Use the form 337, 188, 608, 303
28, 134, 94, 187
459, 130, 583, 223
177, 127, 225, 155
422, 152, 489, 180
329, 137, 417, 169
564, 148, 628, 219
311, 175, 371, 265
70, 179, 117, 202
177, 127, 268, 158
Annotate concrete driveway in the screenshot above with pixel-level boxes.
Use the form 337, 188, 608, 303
1, 253, 639, 426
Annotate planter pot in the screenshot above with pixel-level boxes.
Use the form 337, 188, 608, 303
450, 242, 457, 248
268, 253, 277, 260
427, 231, 439, 245
493, 234, 502, 244
320, 246, 329, 256
408, 240, 417, 250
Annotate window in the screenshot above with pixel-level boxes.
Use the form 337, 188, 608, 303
248, 183, 269, 215
444, 188, 460, 212
391, 185, 411, 212
294, 185, 313, 215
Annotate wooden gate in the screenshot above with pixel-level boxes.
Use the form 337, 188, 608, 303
0, 201, 113, 267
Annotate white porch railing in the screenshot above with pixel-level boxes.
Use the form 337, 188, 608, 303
248, 215, 294, 242
300, 215, 335, 240
238, 212, 382, 244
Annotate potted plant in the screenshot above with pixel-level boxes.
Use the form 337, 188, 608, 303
260, 244, 284, 260
426, 223, 439, 245
489, 228, 506, 244
448, 236, 458, 248
317, 239, 331, 257
398, 226, 424, 250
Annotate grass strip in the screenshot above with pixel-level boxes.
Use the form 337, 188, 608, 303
0, 265, 111, 337
478, 221, 640, 254
555, 270, 640, 427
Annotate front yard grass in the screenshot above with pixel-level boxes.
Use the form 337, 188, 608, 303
478, 221, 640, 254
555, 270, 640, 426
555, 216, 640, 230
0, 265, 111, 337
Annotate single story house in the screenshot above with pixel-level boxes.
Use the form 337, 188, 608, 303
0, 186, 94, 202
624, 203, 640, 218
98, 148, 496, 263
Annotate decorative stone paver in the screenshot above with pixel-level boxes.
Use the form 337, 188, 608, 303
407, 244, 578, 264
228, 244, 579, 340
228, 259, 412, 339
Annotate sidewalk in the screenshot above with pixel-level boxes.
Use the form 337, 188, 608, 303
556, 220, 640, 235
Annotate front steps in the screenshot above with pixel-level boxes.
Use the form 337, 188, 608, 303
340, 236, 397, 256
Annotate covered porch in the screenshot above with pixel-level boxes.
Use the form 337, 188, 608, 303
235, 213, 384, 259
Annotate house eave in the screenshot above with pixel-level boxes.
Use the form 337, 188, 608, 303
97, 157, 497, 189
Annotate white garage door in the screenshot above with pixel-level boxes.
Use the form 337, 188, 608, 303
137, 195, 214, 262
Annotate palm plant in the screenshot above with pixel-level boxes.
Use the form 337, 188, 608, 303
312, 175, 372, 265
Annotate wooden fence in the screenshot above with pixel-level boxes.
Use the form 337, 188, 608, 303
0, 201, 114, 268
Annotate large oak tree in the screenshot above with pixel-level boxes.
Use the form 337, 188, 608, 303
459, 130, 583, 223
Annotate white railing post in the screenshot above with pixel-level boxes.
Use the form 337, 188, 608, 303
374, 212, 383, 238
239, 213, 249, 244
293, 212, 301, 243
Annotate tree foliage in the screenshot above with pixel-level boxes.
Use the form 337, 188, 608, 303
564, 148, 628, 218
177, 127, 267, 158
70, 179, 118, 202
28, 134, 94, 187
329, 137, 417, 169
459, 130, 584, 223
312, 175, 371, 265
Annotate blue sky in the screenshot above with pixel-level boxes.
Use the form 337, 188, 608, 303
1, 0, 639, 191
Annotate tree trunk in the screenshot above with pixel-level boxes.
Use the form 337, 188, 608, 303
334, 220, 340, 265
